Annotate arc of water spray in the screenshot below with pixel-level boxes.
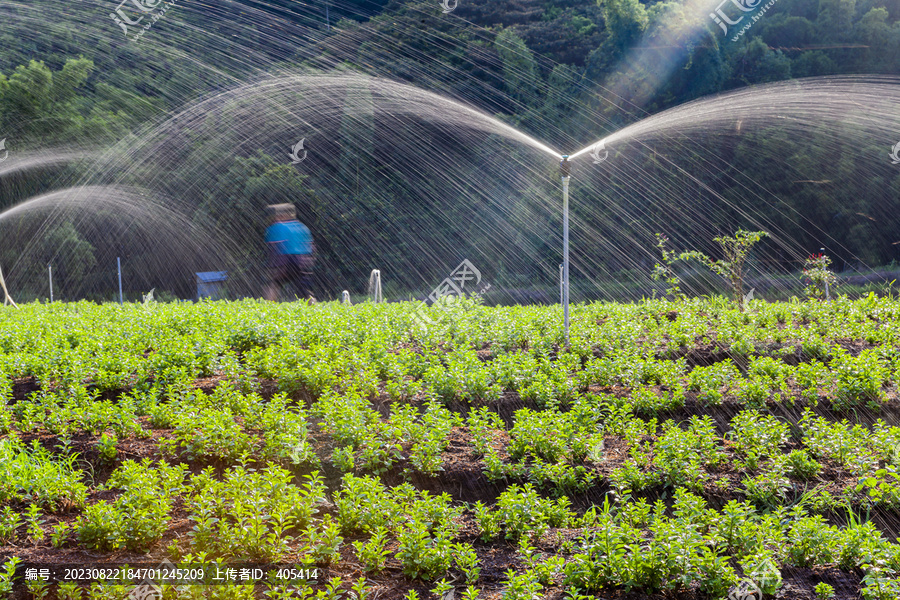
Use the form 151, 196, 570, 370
0, 264, 18, 309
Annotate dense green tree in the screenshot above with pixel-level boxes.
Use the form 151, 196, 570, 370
495, 28, 540, 106
725, 39, 792, 87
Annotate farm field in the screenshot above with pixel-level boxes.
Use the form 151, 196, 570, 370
2, 296, 900, 599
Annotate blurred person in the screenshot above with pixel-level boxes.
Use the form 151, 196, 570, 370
264, 204, 316, 302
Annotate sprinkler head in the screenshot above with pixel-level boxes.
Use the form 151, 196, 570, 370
559, 155, 570, 178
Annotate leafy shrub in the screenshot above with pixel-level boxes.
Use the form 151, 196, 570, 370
481, 484, 574, 541
728, 410, 789, 458
0, 557, 19, 597
395, 524, 455, 580
334, 476, 461, 537
501, 568, 542, 600
802, 254, 837, 300
740, 552, 783, 596
465, 406, 505, 457
0, 507, 21, 544
0, 438, 87, 510
830, 349, 889, 409
801, 410, 875, 474
171, 406, 253, 461
629, 385, 684, 416
785, 515, 838, 567
780, 449, 822, 480
742, 465, 790, 508
187, 466, 325, 561
96, 432, 118, 463
686, 360, 740, 406
243, 394, 316, 465
654, 416, 726, 491
508, 408, 599, 464
76, 459, 186, 551
353, 527, 391, 573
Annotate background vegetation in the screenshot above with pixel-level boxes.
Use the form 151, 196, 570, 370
1, 0, 899, 300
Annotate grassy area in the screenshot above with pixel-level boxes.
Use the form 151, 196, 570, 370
1, 296, 900, 599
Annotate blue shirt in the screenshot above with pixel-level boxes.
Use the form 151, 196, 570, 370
266, 220, 312, 255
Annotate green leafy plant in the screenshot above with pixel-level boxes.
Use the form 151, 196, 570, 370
25, 580, 51, 600
50, 522, 72, 548
0, 506, 22, 544
0, 557, 20, 597
75, 459, 187, 552
96, 432, 118, 463
56, 582, 84, 600
487, 484, 574, 541
395, 522, 454, 580
501, 568, 542, 600
651, 234, 686, 300
815, 581, 836, 598
24, 504, 45, 544
187, 466, 324, 561
305, 514, 343, 565
803, 254, 837, 300
780, 449, 822, 480
353, 526, 391, 573
679, 230, 769, 311
740, 552, 783, 596
0, 438, 88, 510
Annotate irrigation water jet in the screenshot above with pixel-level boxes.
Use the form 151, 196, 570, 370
0, 264, 17, 309
5, 70, 900, 316
368, 270, 383, 304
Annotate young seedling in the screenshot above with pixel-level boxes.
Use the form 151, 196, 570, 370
25, 504, 45, 544
814, 581, 836, 598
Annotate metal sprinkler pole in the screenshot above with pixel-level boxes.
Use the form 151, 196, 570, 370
821, 248, 830, 300
560, 156, 571, 347
49, 264, 53, 302
559, 263, 563, 306
117, 257, 123, 304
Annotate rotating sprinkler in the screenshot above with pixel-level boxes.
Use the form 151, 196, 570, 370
560, 155, 570, 347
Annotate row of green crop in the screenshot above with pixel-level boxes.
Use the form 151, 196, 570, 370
1, 295, 899, 393
3, 476, 897, 599
6, 371, 900, 534
4, 297, 900, 599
